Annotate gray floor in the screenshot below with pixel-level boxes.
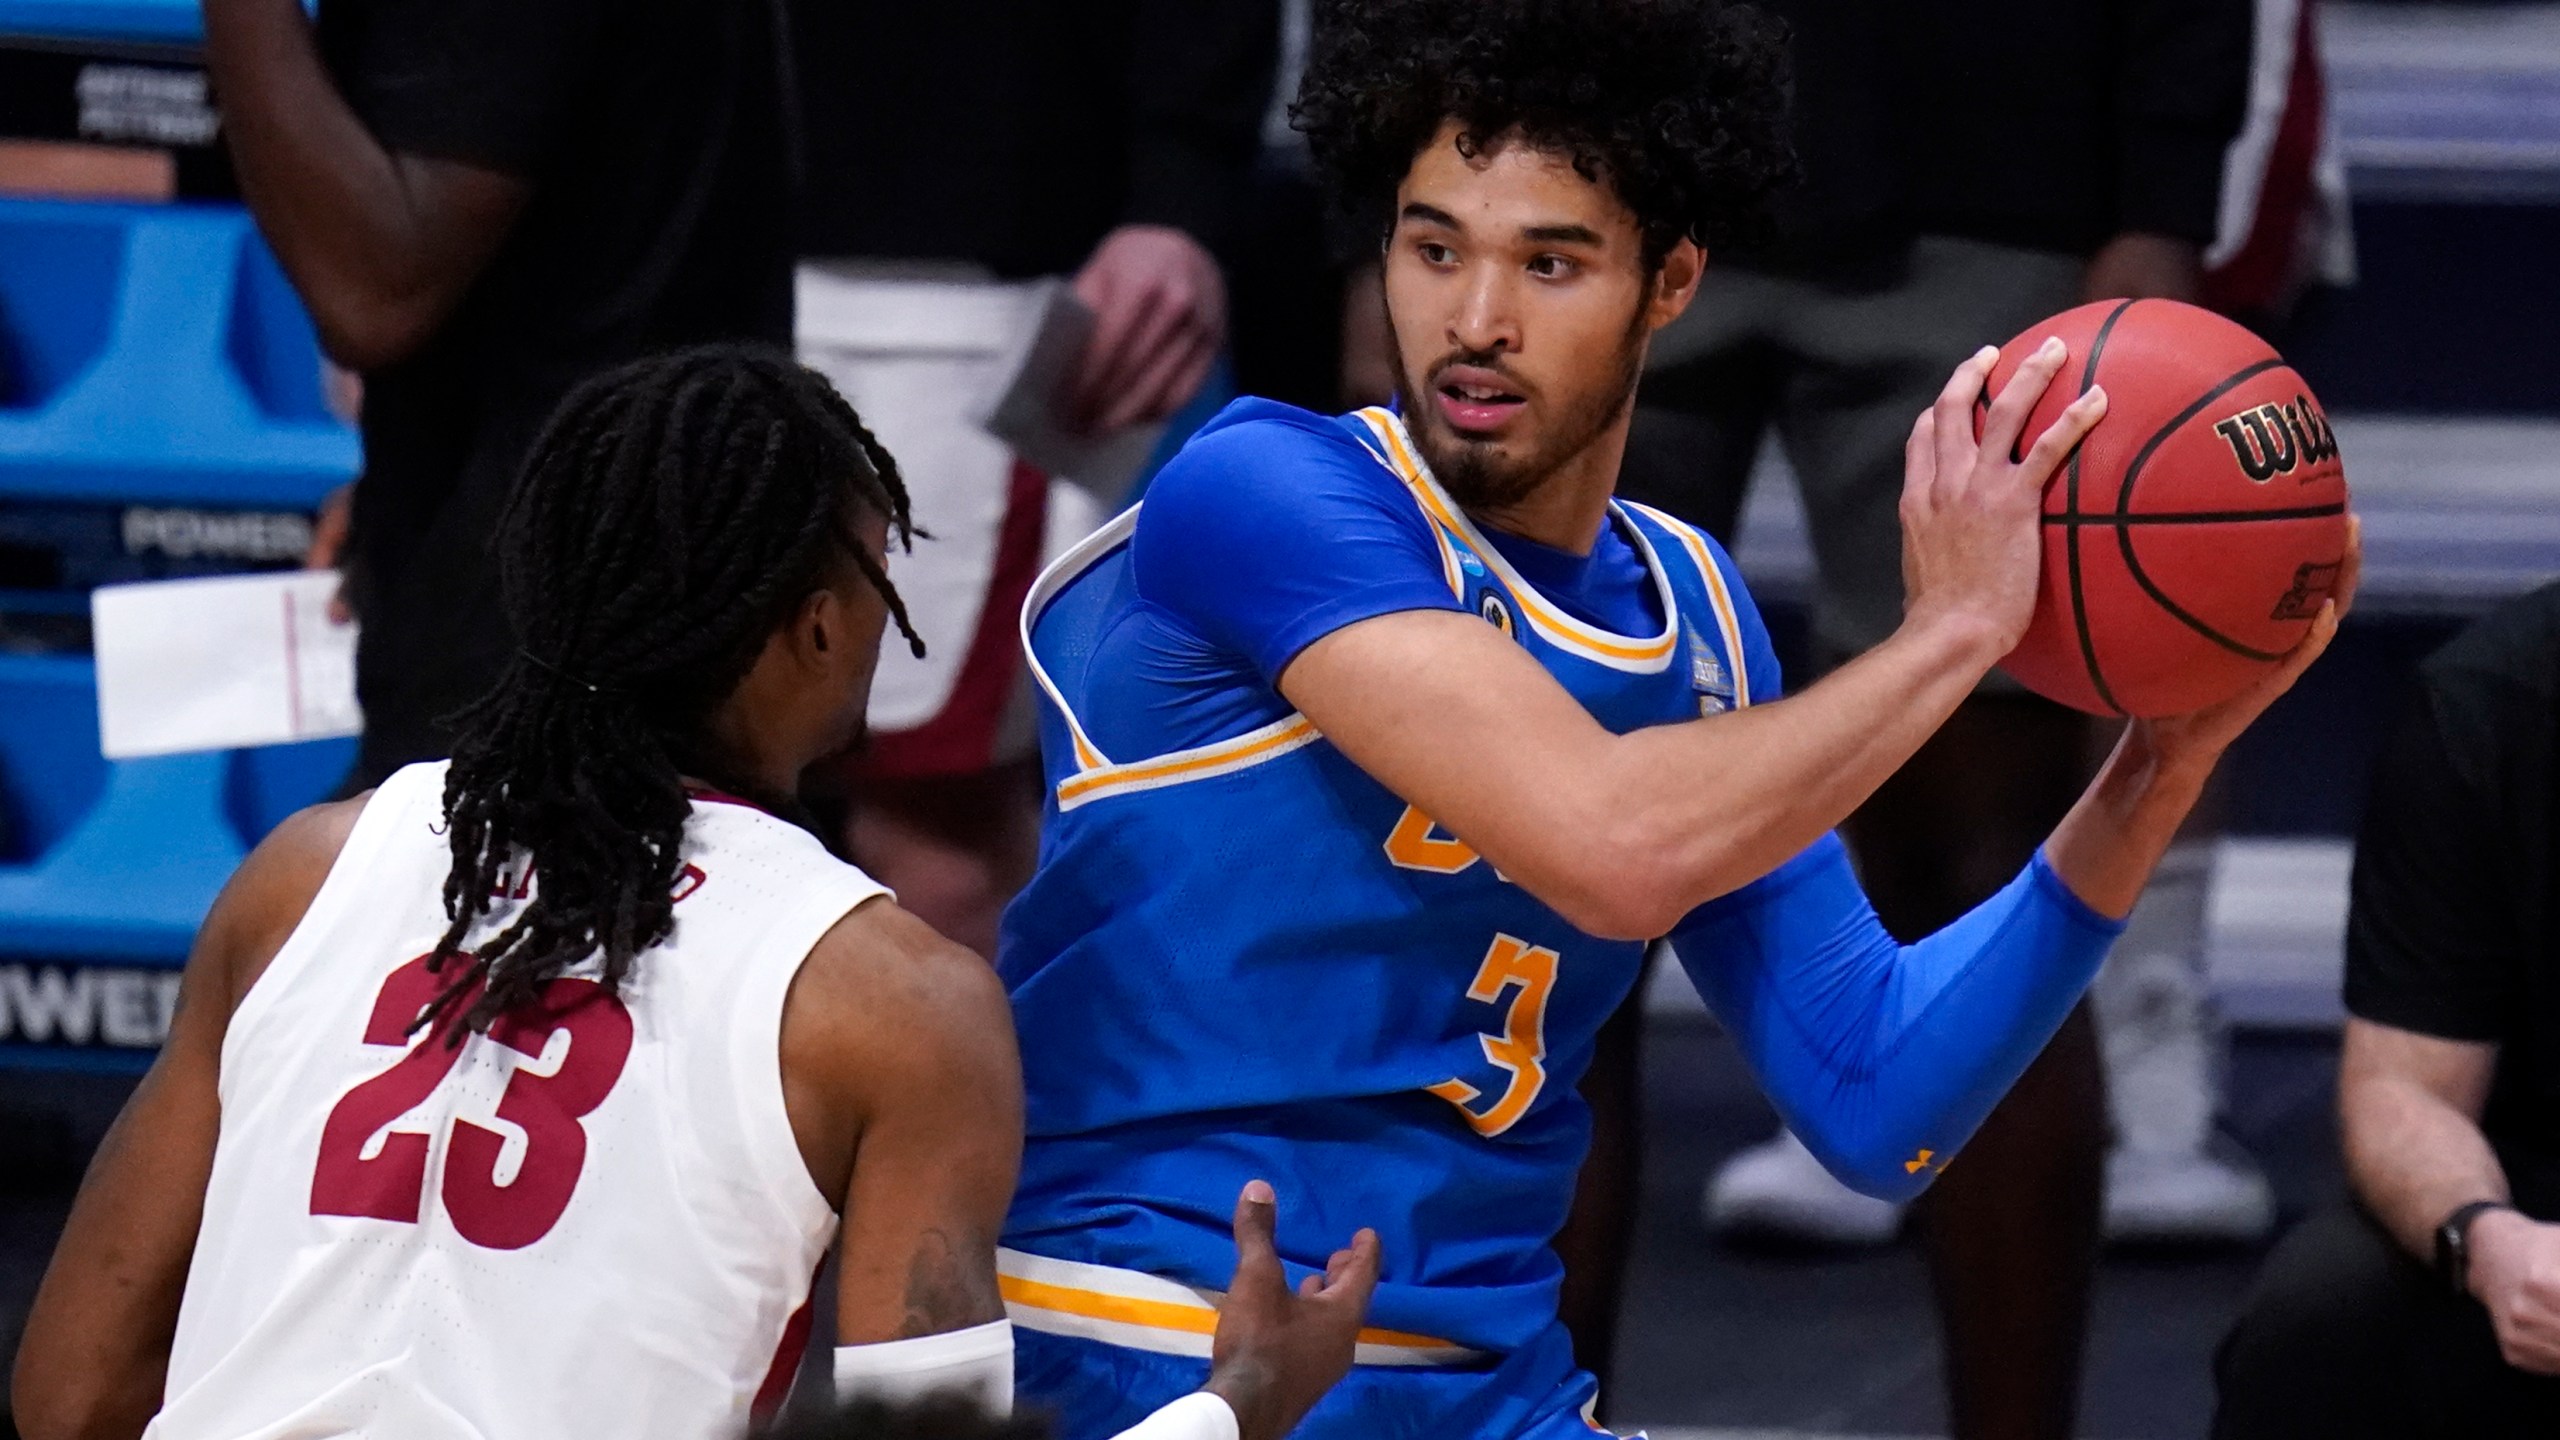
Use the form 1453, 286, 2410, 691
1610, 1020, 2343, 1440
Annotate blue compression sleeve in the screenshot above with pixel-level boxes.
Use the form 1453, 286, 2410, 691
1670, 833, 2125, 1201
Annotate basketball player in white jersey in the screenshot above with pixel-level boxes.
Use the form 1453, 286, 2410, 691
13, 348, 1378, 1440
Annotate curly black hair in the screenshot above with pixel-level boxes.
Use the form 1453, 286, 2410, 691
1292, 0, 1795, 264
421, 345, 921, 1038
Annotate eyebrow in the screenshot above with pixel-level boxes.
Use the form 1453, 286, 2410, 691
1398, 203, 1604, 250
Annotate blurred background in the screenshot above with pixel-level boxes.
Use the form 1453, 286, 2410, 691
1, 0, 2556, 1437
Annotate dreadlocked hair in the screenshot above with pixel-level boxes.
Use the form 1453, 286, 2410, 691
1291, 0, 1796, 265
422, 344, 921, 1039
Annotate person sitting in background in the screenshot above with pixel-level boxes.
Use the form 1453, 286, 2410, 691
2212, 580, 2560, 1438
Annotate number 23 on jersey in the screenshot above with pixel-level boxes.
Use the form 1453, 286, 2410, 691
309, 954, 633, 1251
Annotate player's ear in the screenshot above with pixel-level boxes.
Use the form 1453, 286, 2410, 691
797, 587, 840, 664
1647, 237, 1705, 332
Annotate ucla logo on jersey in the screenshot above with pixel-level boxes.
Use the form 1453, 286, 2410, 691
1689, 627, 1735, 715
1477, 588, 1517, 638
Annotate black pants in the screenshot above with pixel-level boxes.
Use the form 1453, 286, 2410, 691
2214, 1204, 2560, 1438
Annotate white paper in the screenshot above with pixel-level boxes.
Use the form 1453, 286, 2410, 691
976, 277, 1167, 506
91, 571, 361, 758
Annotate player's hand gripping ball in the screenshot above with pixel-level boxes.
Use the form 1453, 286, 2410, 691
1977, 300, 2352, 717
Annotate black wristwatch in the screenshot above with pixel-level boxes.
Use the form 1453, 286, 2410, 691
2436, 1199, 2514, 1295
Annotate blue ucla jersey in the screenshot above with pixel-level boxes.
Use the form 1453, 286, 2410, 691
997, 402, 1774, 1357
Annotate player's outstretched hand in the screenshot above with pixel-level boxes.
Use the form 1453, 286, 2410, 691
1202, 1180, 1381, 1440
1898, 339, 2109, 662
2139, 513, 2363, 765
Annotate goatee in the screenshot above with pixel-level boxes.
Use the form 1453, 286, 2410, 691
1388, 306, 1649, 515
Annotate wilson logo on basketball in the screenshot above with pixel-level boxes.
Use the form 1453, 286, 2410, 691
2270, 560, 2344, 622
2213, 395, 2339, 484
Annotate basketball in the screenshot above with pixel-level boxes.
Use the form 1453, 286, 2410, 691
1980, 300, 2352, 718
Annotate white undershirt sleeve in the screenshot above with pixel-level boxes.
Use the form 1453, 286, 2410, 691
1108, 1392, 1241, 1440
834, 1322, 1237, 1440
832, 1319, 1013, 1412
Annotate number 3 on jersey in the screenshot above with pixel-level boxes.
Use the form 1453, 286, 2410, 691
310, 954, 633, 1250
1428, 934, 1558, 1137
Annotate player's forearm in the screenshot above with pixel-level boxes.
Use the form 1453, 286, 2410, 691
1605, 612, 2005, 929
2040, 722, 2215, 922
1676, 835, 2120, 1201
202, 0, 468, 368
2344, 1067, 2511, 1262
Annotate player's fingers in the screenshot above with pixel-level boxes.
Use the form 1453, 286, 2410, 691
1902, 407, 1937, 508
1299, 1273, 1325, 1297
1931, 346, 1998, 488
1231, 1179, 1281, 1283
2014, 385, 2109, 492
2333, 513, 2365, 617
1313, 1229, 1382, 1308
1978, 336, 2068, 469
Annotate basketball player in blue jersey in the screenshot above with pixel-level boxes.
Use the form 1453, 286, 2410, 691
994, 2, 2357, 1436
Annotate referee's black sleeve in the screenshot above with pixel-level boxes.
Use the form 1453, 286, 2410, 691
2343, 682, 2521, 1043
2112, 0, 2253, 244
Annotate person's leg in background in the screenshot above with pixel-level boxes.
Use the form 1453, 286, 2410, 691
2213, 1203, 2560, 1440
1768, 234, 2102, 1440
1544, 267, 1778, 1414
2095, 818, 2276, 1243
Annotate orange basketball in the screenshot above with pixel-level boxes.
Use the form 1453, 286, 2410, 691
1978, 299, 2352, 717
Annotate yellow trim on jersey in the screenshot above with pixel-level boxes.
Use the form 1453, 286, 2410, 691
1052, 713, 1322, 812
996, 1248, 1478, 1367
1351, 409, 1681, 673
1019, 506, 1138, 774
1619, 501, 1754, 709
1018, 481, 1326, 812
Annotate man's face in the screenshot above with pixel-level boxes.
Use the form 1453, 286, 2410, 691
1382, 121, 1677, 513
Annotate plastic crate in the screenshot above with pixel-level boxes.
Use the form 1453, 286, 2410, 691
0, 0, 202, 45
0, 193, 358, 1070
0, 198, 356, 508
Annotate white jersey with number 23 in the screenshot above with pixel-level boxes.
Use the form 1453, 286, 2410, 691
146, 760, 886, 1440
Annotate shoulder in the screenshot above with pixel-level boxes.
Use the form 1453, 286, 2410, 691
783, 899, 1019, 1115
1138, 400, 1421, 532
1618, 500, 1783, 700
2427, 581, 2560, 699
1620, 501, 1744, 590
201, 794, 374, 1012
2415, 581, 2560, 773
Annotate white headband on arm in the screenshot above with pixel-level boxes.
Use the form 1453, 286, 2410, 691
833, 1319, 1013, 1412
835, 1321, 1241, 1440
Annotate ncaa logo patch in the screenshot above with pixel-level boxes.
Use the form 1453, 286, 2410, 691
1476, 589, 1517, 638
1689, 628, 1735, 715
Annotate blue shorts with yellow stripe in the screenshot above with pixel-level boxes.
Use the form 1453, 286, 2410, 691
1004, 1249, 1637, 1440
